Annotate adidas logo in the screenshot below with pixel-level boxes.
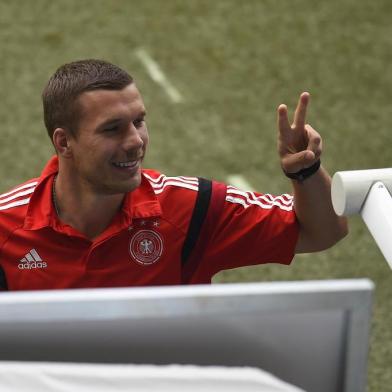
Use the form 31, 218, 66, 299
18, 249, 47, 270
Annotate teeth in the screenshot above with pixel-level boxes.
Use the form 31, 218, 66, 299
114, 161, 138, 168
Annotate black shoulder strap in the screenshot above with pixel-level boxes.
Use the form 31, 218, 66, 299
0, 267, 8, 291
181, 177, 212, 266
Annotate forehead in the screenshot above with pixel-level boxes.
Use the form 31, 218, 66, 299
77, 84, 145, 124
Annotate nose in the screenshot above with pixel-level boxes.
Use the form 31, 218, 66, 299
123, 123, 144, 150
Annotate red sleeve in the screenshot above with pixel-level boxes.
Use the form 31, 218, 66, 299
192, 182, 299, 280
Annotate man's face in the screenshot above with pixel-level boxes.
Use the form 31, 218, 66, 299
67, 83, 149, 195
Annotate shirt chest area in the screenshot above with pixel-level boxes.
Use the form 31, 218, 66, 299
3, 218, 185, 290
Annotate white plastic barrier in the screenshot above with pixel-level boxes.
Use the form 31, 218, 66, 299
0, 363, 306, 392
332, 168, 392, 268
0, 280, 373, 392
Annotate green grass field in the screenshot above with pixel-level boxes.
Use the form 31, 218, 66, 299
1, 1, 391, 390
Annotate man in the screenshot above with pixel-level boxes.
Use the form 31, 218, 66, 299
0, 59, 347, 290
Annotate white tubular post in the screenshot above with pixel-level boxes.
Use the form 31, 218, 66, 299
360, 181, 392, 269
332, 168, 392, 216
332, 169, 392, 269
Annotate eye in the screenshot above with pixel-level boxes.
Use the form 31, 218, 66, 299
104, 125, 119, 132
133, 119, 145, 128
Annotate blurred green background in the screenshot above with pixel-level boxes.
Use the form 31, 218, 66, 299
0, 1, 391, 390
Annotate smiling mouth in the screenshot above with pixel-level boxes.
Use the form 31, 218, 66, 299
112, 160, 139, 168
111, 156, 145, 171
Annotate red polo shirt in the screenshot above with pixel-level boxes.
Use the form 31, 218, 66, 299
0, 157, 299, 290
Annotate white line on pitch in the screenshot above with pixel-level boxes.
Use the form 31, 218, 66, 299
226, 175, 255, 191
135, 48, 183, 103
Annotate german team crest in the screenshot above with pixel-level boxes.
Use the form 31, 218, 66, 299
129, 230, 163, 266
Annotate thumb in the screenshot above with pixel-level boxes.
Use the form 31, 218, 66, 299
282, 150, 316, 173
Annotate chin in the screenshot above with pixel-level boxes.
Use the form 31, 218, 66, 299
127, 179, 142, 192
96, 176, 141, 195
122, 174, 142, 193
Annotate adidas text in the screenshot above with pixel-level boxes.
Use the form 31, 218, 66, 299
18, 261, 47, 270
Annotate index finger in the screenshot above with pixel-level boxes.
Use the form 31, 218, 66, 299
277, 104, 291, 134
293, 92, 310, 129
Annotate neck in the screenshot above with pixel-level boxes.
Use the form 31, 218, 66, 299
53, 173, 125, 240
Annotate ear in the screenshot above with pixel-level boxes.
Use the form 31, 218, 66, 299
53, 128, 73, 158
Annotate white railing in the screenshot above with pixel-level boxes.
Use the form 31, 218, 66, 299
332, 168, 392, 268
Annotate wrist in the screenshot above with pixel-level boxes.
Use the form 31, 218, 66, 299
283, 160, 321, 182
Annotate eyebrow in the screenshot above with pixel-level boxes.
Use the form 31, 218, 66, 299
99, 119, 121, 128
98, 111, 147, 129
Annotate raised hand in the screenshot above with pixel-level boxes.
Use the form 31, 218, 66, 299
277, 92, 322, 175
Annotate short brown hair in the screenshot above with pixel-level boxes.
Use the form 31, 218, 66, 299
42, 59, 133, 139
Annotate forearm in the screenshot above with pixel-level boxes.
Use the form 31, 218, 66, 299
292, 165, 348, 253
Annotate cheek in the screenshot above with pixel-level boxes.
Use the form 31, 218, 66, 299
73, 140, 112, 165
